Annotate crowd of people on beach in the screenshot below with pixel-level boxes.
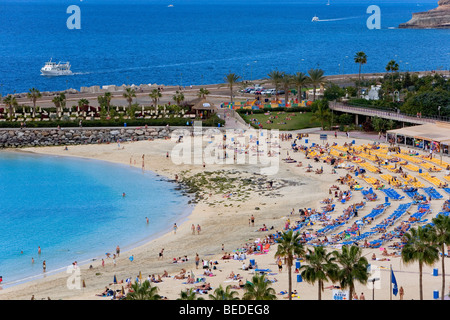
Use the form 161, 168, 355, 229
83, 135, 450, 300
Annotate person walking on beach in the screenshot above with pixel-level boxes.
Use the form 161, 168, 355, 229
43, 260, 46, 273
113, 254, 117, 267
191, 224, 195, 235
116, 245, 120, 257
173, 223, 178, 234
251, 215, 255, 227
197, 224, 201, 235
159, 248, 164, 260
277, 257, 282, 272
38, 246, 41, 255
195, 253, 200, 269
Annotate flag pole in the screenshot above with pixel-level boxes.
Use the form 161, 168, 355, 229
390, 264, 392, 300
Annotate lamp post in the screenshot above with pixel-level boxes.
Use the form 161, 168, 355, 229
246, 63, 249, 81
250, 60, 257, 82
341, 56, 348, 76
369, 277, 380, 300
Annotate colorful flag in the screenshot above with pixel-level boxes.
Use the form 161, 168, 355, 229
391, 267, 398, 296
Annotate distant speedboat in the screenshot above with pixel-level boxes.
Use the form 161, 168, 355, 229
40, 59, 72, 76
168, 4, 173, 7
312, 16, 319, 22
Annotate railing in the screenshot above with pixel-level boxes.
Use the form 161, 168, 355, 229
329, 103, 448, 124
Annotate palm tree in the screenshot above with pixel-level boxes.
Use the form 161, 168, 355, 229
332, 245, 369, 300
123, 87, 136, 110
274, 230, 305, 301
267, 70, 283, 100
177, 288, 204, 300
300, 246, 338, 300
402, 226, 440, 300
242, 273, 277, 300
292, 72, 309, 102
3, 94, 18, 121
172, 90, 185, 106
59, 92, 66, 111
52, 95, 62, 116
386, 60, 399, 101
97, 95, 107, 114
103, 92, 112, 113
27, 88, 42, 118
149, 89, 162, 108
310, 99, 331, 130
197, 87, 210, 99
280, 73, 292, 104
354, 51, 367, 97
125, 280, 161, 300
428, 214, 450, 300
208, 284, 240, 300
224, 73, 240, 103
307, 68, 326, 101
77, 98, 89, 111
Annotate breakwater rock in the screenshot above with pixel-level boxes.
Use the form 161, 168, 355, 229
0, 126, 175, 148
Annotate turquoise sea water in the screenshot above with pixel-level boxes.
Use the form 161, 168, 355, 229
0, 0, 448, 95
0, 151, 192, 287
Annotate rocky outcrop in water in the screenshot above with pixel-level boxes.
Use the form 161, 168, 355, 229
399, 0, 450, 29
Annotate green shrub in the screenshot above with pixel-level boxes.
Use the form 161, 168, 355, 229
0, 116, 221, 128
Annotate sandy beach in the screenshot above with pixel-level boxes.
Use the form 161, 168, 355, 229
0, 128, 449, 301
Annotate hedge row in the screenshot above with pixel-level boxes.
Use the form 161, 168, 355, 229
0, 115, 225, 129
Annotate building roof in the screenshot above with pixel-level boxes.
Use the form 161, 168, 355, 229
191, 97, 217, 111
387, 122, 450, 143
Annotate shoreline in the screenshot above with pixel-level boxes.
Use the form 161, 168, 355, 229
0, 131, 449, 300
0, 147, 197, 289
0, 134, 326, 299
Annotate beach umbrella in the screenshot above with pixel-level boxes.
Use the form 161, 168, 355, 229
113, 275, 117, 284
138, 271, 142, 283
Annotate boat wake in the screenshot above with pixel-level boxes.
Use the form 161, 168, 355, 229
314, 15, 363, 22
72, 72, 91, 75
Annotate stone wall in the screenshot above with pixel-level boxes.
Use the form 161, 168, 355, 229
0, 126, 178, 148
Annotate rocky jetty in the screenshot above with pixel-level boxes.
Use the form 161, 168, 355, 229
399, 0, 450, 28
0, 127, 173, 148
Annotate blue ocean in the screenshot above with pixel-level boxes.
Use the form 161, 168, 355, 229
0, 151, 192, 286
0, 0, 449, 95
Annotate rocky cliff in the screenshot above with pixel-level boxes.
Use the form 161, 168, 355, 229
399, 0, 450, 28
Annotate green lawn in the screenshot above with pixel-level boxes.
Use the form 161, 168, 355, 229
240, 111, 321, 131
